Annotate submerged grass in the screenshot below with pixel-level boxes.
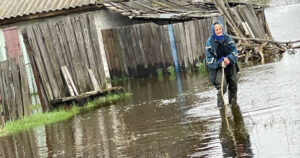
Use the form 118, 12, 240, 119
0, 93, 130, 137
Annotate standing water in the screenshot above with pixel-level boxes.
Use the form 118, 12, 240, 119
1, 3, 300, 158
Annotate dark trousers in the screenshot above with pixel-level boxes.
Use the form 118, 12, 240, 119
215, 64, 238, 106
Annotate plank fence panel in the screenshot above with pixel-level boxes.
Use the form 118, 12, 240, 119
79, 15, 101, 88
135, 24, 147, 73
10, 59, 23, 118
0, 57, 31, 121
161, 25, 173, 68
101, 30, 113, 75
140, 23, 150, 70
39, 23, 65, 98
26, 26, 53, 100
64, 17, 89, 92
56, 21, 78, 88
115, 27, 129, 76
172, 23, 183, 68
132, 25, 145, 75
18, 57, 31, 116
112, 28, 125, 76
20, 14, 108, 110
87, 14, 107, 88
71, 17, 93, 91
33, 25, 61, 99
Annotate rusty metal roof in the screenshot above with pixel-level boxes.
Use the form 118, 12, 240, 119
0, 0, 97, 20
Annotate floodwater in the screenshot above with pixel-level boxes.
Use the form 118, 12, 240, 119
1, 3, 300, 158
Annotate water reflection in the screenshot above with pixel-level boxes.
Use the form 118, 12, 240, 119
219, 105, 253, 157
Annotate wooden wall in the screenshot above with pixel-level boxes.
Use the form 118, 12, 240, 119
0, 56, 30, 121
102, 17, 219, 78
21, 14, 107, 109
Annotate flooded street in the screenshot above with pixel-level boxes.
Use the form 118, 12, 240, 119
1, 3, 300, 158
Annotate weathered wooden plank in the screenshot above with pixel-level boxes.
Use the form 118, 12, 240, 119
18, 56, 31, 116
110, 29, 121, 75
0, 63, 9, 120
10, 59, 23, 119
39, 23, 65, 98
152, 23, 165, 70
21, 28, 49, 111
79, 14, 101, 85
144, 23, 155, 72
33, 24, 61, 99
63, 17, 88, 93
198, 19, 206, 60
5, 60, 14, 120
55, 21, 79, 89
115, 27, 129, 76
88, 69, 100, 91
189, 21, 198, 63
158, 25, 168, 69
71, 16, 93, 91
184, 22, 193, 66
26, 26, 53, 98
124, 26, 137, 76
50, 87, 125, 107
135, 24, 148, 71
61, 66, 78, 96
112, 28, 126, 76
237, 5, 264, 38
172, 23, 183, 68
194, 20, 203, 59
178, 23, 189, 69
130, 25, 143, 73
139, 23, 150, 69
0, 67, 5, 116
101, 30, 113, 75
47, 20, 65, 66
87, 14, 107, 88
106, 29, 119, 76
120, 27, 133, 76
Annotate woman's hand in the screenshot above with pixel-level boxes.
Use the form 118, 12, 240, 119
224, 57, 230, 66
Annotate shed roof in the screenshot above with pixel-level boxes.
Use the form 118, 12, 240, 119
0, 0, 265, 24
0, 0, 98, 20
103, 0, 265, 20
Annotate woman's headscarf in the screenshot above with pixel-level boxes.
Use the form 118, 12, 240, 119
211, 22, 225, 42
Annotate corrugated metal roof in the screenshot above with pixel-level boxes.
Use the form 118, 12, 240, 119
0, 0, 97, 20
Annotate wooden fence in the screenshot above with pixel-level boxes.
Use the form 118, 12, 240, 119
21, 14, 107, 110
0, 56, 30, 121
102, 4, 268, 78
102, 17, 219, 77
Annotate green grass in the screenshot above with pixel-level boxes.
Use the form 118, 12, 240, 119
195, 62, 208, 76
156, 68, 163, 78
0, 93, 130, 137
167, 66, 175, 75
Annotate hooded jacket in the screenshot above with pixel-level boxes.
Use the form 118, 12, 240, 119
205, 22, 238, 70
205, 22, 238, 84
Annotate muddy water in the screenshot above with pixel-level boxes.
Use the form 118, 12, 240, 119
1, 3, 300, 158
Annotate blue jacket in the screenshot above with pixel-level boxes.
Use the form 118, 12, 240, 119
205, 34, 238, 70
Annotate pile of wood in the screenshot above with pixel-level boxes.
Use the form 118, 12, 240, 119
213, 0, 299, 63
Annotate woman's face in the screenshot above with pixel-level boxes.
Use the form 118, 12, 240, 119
214, 24, 223, 36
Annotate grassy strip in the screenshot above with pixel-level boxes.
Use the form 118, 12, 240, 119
0, 93, 130, 137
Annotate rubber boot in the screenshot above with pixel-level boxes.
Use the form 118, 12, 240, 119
217, 94, 224, 107
228, 93, 237, 105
